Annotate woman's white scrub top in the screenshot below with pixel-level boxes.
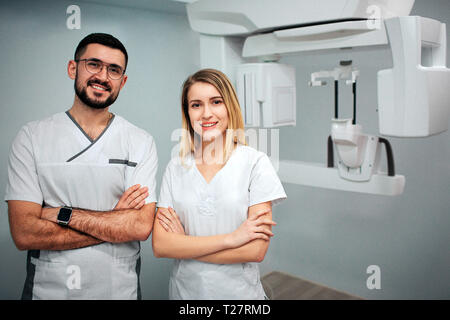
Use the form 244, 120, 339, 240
157, 145, 287, 300
5, 111, 158, 300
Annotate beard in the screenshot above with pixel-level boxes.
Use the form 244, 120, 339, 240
74, 75, 119, 110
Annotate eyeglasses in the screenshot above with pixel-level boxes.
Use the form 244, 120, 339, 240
75, 58, 125, 80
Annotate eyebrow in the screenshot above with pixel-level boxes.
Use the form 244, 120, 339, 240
189, 96, 223, 103
87, 58, 123, 69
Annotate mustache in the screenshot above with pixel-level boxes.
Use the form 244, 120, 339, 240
87, 79, 111, 91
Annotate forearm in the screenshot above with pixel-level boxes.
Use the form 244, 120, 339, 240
43, 204, 155, 243
196, 239, 270, 264
14, 217, 102, 251
8, 201, 102, 251
152, 222, 234, 259
70, 209, 139, 243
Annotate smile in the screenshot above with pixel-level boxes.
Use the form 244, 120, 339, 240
201, 122, 218, 128
88, 81, 110, 92
92, 85, 106, 91
91, 84, 109, 92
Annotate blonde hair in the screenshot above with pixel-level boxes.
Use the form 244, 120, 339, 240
179, 68, 246, 165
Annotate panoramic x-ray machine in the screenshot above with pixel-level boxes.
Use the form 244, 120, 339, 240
181, 0, 450, 196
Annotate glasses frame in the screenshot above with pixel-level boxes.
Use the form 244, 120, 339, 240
75, 58, 126, 80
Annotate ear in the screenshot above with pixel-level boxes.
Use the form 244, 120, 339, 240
67, 60, 77, 80
119, 74, 128, 90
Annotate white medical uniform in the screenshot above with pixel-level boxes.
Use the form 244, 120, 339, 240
157, 145, 286, 300
5, 111, 158, 300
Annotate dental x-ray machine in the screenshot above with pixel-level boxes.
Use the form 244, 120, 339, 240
179, 0, 450, 196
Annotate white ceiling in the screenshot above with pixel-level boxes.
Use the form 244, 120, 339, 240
76, 0, 190, 15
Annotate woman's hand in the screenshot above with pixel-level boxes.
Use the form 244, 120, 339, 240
226, 209, 276, 248
114, 184, 149, 210
157, 207, 185, 235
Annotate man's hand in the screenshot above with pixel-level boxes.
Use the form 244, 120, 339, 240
114, 184, 149, 210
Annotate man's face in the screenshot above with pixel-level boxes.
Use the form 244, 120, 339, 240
71, 43, 127, 109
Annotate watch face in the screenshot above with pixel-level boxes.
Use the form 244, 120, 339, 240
58, 207, 72, 223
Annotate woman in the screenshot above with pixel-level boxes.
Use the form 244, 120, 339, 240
152, 68, 286, 300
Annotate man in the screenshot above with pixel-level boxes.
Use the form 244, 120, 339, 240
5, 33, 157, 300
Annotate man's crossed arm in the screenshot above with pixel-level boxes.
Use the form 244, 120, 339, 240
8, 185, 155, 251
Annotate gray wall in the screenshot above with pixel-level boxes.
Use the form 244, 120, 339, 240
0, 0, 449, 300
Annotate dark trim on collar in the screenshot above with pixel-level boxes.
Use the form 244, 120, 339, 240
65, 110, 116, 162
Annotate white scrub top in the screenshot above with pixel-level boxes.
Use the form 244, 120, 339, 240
157, 145, 286, 300
5, 111, 158, 300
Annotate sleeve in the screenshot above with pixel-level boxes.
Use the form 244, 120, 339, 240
248, 153, 287, 207
126, 134, 158, 204
4, 126, 43, 204
156, 162, 174, 209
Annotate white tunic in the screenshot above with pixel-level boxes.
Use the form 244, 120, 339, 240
157, 145, 286, 300
5, 111, 158, 300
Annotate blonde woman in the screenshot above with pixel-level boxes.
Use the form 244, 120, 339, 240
152, 69, 286, 299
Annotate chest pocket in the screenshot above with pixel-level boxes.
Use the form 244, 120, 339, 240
37, 162, 125, 211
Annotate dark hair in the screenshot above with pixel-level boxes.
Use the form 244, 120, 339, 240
74, 33, 128, 69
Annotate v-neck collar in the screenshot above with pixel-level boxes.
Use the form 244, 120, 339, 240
65, 110, 115, 162
193, 145, 241, 186
65, 110, 115, 143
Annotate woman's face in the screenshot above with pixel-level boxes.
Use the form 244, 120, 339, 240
187, 82, 229, 143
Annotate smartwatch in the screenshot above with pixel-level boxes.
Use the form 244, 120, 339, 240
57, 206, 73, 226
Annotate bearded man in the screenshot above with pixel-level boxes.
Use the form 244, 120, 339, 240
5, 33, 158, 300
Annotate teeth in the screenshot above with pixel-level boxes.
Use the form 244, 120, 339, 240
202, 123, 217, 127
92, 85, 106, 91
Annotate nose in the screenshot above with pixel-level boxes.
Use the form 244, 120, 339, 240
96, 64, 109, 80
202, 103, 213, 119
